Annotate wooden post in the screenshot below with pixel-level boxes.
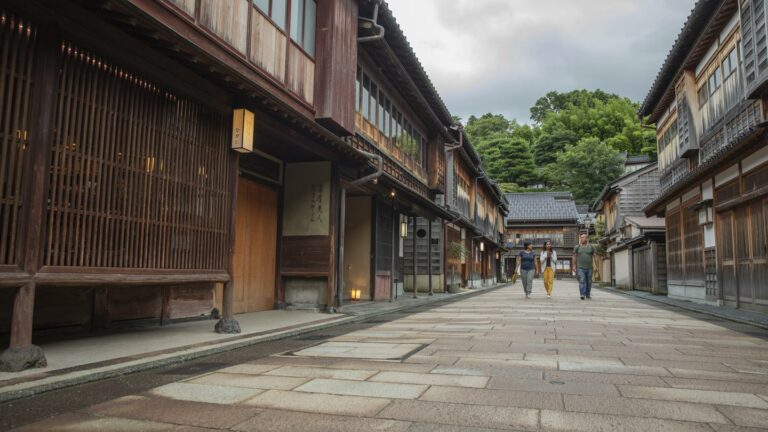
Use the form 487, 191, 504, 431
215, 150, 241, 333
1, 24, 59, 372
9, 283, 35, 349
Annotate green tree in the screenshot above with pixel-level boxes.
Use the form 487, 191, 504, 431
545, 138, 624, 205
530, 89, 619, 124
480, 136, 538, 186
465, 113, 513, 143
533, 128, 578, 166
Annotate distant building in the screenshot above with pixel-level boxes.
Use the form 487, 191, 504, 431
640, 0, 768, 311
621, 153, 655, 174
592, 163, 666, 293
503, 192, 580, 277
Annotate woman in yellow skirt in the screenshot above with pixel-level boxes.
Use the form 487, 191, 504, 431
540, 240, 557, 298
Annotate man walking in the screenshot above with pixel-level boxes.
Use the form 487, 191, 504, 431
571, 233, 598, 300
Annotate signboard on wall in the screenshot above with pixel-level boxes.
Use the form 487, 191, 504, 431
283, 162, 331, 236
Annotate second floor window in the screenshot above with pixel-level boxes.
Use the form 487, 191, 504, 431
722, 47, 738, 79
355, 66, 428, 168
290, 0, 316, 56
253, 0, 288, 30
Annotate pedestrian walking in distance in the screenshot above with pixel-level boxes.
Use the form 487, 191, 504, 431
572, 233, 598, 300
516, 242, 539, 299
540, 240, 557, 299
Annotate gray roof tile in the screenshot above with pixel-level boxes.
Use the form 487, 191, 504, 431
504, 192, 580, 223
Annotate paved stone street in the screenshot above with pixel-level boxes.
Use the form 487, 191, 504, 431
5, 279, 768, 431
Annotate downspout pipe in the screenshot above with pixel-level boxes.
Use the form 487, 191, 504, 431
336, 151, 383, 311
358, 0, 386, 43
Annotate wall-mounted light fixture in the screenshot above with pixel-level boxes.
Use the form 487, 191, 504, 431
232, 108, 255, 153
698, 199, 714, 226
479, 241, 485, 252
351, 289, 362, 301
690, 199, 714, 226
400, 219, 409, 238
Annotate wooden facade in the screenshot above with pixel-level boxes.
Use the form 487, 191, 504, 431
593, 164, 665, 290
642, 0, 768, 311
0, 0, 507, 371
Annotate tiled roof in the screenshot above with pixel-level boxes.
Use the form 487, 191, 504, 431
626, 154, 653, 165
505, 192, 580, 223
624, 216, 666, 229
638, 0, 724, 119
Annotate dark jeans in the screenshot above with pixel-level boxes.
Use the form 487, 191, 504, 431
577, 268, 592, 297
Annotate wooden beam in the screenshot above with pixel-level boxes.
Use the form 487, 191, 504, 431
19, 24, 59, 274
9, 283, 35, 348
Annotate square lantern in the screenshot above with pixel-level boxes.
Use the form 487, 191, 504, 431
232, 108, 255, 153
400, 220, 409, 238
351, 289, 362, 301
696, 199, 714, 226
479, 241, 485, 252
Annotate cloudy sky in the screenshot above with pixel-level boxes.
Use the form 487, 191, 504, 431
386, 0, 697, 124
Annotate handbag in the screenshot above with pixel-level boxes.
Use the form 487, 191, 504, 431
512, 273, 519, 283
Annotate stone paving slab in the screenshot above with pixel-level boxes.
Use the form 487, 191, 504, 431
618, 385, 768, 408
231, 409, 411, 432
295, 378, 428, 399
563, 394, 730, 423
187, 372, 309, 390
419, 385, 564, 410
377, 400, 539, 430
370, 371, 490, 388
540, 410, 715, 432
83, 395, 262, 429
243, 389, 392, 417
148, 382, 263, 405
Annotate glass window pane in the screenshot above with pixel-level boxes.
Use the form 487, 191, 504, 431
290, 0, 303, 42
271, 0, 287, 29
253, 0, 269, 14
363, 75, 370, 120
355, 67, 361, 112
370, 83, 378, 123
303, 0, 316, 56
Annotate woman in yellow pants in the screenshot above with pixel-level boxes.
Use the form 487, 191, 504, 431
540, 240, 557, 298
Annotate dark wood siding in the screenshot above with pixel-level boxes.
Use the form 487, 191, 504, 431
281, 235, 329, 275
0, 14, 35, 267
313, 0, 357, 134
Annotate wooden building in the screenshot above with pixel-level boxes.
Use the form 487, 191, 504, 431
592, 163, 665, 291
503, 192, 580, 277
641, 0, 768, 312
0, 0, 506, 371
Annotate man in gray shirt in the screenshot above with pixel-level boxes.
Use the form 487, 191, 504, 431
571, 233, 598, 300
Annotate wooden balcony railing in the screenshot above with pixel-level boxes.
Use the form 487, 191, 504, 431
700, 99, 762, 163
660, 158, 692, 193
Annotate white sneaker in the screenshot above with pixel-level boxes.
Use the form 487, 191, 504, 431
547, 294, 551, 299
525, 294, 530, 299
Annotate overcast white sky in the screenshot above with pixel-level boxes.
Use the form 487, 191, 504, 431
386, 0, 697, 124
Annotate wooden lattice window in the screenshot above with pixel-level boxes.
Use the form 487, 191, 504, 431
44, 42, 233, 270
683, 197, 704, 280
666, 210, 683, 280
0, 13, 35, 266
715, 179, 741, 203
744, 163, 768, 194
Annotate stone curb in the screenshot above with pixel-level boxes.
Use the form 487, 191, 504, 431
0, 283, 507, 403
597, 286, 768, 331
